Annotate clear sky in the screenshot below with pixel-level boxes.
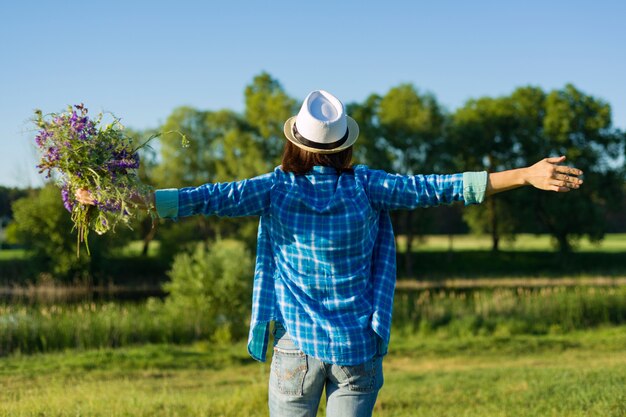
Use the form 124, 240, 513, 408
1, 0, 624, 188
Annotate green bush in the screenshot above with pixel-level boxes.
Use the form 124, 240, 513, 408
163, 239, 253, 342
6, 185, 131, 283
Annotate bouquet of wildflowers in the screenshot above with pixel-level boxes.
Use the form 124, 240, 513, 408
34, 104, 187, 255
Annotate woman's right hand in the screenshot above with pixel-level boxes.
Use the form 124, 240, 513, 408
75, 188, 96, 205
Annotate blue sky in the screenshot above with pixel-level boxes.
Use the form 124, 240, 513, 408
1, 0, 624, 188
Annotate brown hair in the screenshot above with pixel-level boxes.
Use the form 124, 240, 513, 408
281, 141, 353, 175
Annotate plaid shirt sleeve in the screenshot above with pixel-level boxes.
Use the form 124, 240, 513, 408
361, 168, 487, 210
155, 171, 274, 219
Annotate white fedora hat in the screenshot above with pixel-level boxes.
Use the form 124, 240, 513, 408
283, 90, 359, 154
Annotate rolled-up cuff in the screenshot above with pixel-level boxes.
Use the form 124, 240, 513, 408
463, 171, 488, 205
155, 188, 179, 218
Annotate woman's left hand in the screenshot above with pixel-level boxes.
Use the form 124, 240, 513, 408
525, 156, 583, 192
75, 188, 96, 205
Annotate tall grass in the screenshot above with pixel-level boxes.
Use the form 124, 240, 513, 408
393, 286, 626, 336
2, 286, 626, 356
0, 299, 204, 356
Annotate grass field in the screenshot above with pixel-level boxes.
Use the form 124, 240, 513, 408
1, 326, 625, 417
396, 233, 626, 253
3, 233, 626, 261
1, 235, 624, 416
0, 249, 29, 261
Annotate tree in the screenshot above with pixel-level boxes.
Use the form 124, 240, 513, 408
0, 186, 29, 248
347, 94, 396, 172
152, 106, 233, 253
452, 95, 521, 251
379, 84, 446, 174
0, 186, 29, 219
377, 84, 447, 276
525, 84, 625, 252
455, 84, 625, 253
152, 106, 217, 189
244, 72, 297, 165
153, 103, 273, 259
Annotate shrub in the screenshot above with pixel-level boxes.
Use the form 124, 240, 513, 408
163, 239, 253, 342
7, 185, 131, 283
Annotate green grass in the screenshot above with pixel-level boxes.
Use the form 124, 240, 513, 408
396, 233, 626, 253
109, 240, 162, 258
0, 248, 29, 260
1, 327, 624, 416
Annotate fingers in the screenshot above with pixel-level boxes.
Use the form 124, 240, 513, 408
546, 182, 570, 192
554, 165, 583, 176
549, 161, 584, 192
548, 178, 581, 190
545, 156, 566, 164
529, 156, 583, 193
552, 172, 583, 186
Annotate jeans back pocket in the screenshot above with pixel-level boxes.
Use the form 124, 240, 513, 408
271, 347, 308, 396
338, 355, 382, 393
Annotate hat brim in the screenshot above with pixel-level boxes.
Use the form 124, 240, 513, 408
283, 116, 359, 154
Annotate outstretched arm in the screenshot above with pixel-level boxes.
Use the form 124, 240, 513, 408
486, 156, 583, 197
75, 172, 274, 219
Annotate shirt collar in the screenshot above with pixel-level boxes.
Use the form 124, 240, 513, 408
310, 166, 337, 174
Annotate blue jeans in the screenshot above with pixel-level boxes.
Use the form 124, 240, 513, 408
268, 323, 384, 417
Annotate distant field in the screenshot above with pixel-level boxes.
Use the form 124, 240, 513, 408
1, 327, 624, 417
397, 233, 626, 253
109, 240, 161, 257
0, 248, 29, 260
2, 235, 625, 286
115, 233, 626, 254
2, 234, 625, 262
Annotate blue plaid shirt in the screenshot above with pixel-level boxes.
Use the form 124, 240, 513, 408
155, 165, 487, 366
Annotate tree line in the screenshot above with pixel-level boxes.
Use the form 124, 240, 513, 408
2, 72, 625, 281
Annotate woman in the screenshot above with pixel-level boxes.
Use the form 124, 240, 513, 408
77, 90, 582, 417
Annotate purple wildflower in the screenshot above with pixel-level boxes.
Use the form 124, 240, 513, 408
96, 198, 122, 213
106, 152, 140, 171
35, 132, 45, 148
46, 146, 60, 162
107, 158, 139, 171
35, 130, 52, 148
61, 186, 74, 213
